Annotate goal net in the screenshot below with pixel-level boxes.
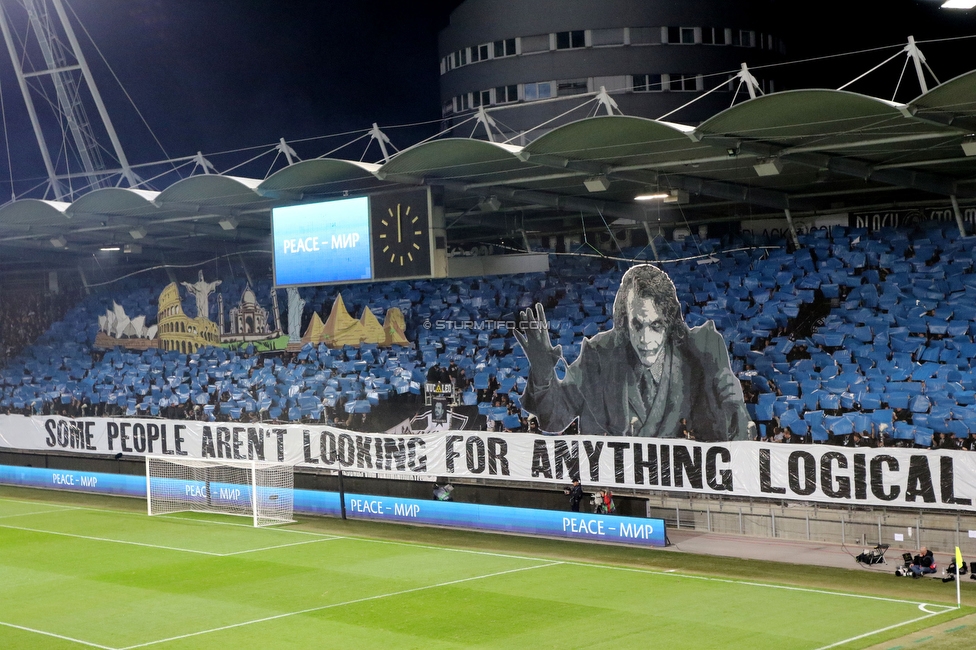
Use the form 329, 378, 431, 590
146, 457, 294, 527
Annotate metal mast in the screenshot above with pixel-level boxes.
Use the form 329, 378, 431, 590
0, 0, 137, 200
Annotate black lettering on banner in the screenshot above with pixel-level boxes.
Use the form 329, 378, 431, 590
320, 432, 337, 465
820, 452, 851, 499
303, 431, 318, 464
201, 426, 216, 458
407, 438, 427, 472
760, 448, 786, 494
673, 445, 703, 489
57, 420, 68, 447
582, 441, 603, 482
487, 437, 509, 476
107, 421, 119, 451
356, 436, 373, 469
383, 438, 407, 471
466, 437, 485, 474
84, 422, 96, 451
659, 444, 670, 487
870, 455, 900, 501
232, 427, 246, 460
788, 451, 817, 496
853, 454, 867, 500
174, 424, 187, 456
159, 424, 172, 455
905, 455, 936, 503
247, 428, 264, 460
273, 429, 286, 462
120, 422, 132, 453
215, 427, 231, 459
44, 419, 57, 448
608, 442, 629, 485
553, 440, 579, 481
146, 423, 160, 454
337, 434, 355, 467
531, 439, 553, 478
705, 446, 732, 491
633, 443, 659, 486
133, 423, 146, 453
940, 456, 972, 506
446, 435, 463, 473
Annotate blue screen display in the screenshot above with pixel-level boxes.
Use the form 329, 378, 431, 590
272, 197, 372, 286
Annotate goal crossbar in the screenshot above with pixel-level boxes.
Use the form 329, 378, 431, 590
146, 456, 294, 527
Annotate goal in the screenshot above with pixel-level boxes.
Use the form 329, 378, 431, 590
146, 456, 294, 527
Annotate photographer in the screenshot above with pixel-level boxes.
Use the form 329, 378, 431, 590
564, 478, 583, 512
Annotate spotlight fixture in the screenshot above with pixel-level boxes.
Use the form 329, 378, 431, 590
129, 227, 147, 240
99, 246, 121, 252
942, 1, 976, 9
753, 159, 783, 176
583, 175, 611, 192
50, 236, 67, 248
962, 138, 976, 157
218, 217, 239, 230
663, 190, 689, 205
123, 244, 142, 254
726, 147, 739, 157
478, 196, 502, 212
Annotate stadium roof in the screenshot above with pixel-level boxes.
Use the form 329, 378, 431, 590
2, 69, 976, 272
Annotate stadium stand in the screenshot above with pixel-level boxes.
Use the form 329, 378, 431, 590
2, 221, 976, 448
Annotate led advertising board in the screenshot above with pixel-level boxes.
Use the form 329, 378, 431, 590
271, 196, 372, 286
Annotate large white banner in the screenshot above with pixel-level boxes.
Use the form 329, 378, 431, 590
3, 414, 976, 511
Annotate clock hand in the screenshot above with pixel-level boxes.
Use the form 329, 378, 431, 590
397, 204, 402, 243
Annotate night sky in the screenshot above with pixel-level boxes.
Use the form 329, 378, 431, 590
0, 0, 972, 197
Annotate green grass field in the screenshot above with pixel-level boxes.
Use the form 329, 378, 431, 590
0, 486, 970, 650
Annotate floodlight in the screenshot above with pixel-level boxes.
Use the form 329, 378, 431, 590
99, 246, 121, 252
663, 190, 689, 205
583, 175, 611, 192
50, 236, 67, 248
218, 217, 239, 230
753, 159, 783, 176
478, 196, 501, 212
962, 139, 976, 157
634, 192, 670, 201
129, 227, 147, 240
942, 1, 976, 9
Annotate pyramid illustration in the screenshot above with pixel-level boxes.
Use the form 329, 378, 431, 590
318, 293, 365, 347
360, 307, 386, 345
382, 307, 408, 346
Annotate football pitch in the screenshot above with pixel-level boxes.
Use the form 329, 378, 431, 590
0, 488, 968, 650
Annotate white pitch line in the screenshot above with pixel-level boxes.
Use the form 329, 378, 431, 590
0, 506, 78, 520
118, 561, 563, 650
0, 619, 116, 650
219, 537, 342, 556
812, 608, 953, 650
0, 523, 222, 556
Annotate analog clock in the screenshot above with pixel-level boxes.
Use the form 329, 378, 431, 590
370, 190, 432, 280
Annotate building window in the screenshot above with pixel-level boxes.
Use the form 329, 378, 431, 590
523, 82, 554, 101
557, 79, 588, 96
471, 89, 491, 107
469, 43, 490, 63
702, 28, 729, 45
520, 33, 550, 54
494, 85, 518, 104
555, 30, 585, 50
667, 74, 700, 91
632, 74, 662, 92
452, 49, 467, 68
590, 28, 624, 47
454, 94, 470, 112
733, 30, 755, 47
493, 38, 516, 57
666, 26, 697, 44
630, 27, 660, 45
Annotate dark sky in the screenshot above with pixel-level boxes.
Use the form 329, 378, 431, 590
0, 0, 973, 195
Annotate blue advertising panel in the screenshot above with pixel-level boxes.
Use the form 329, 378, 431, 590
272, 196, 372, 286
0, 465, 664, 547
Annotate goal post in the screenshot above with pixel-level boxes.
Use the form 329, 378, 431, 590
145, 456, 294, 527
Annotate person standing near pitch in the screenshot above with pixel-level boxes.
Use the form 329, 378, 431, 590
515, 264, 750, 440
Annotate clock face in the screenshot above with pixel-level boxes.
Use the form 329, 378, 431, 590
370, 190, 432, 280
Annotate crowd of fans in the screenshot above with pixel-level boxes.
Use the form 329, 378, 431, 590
2, 221, 976, 448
